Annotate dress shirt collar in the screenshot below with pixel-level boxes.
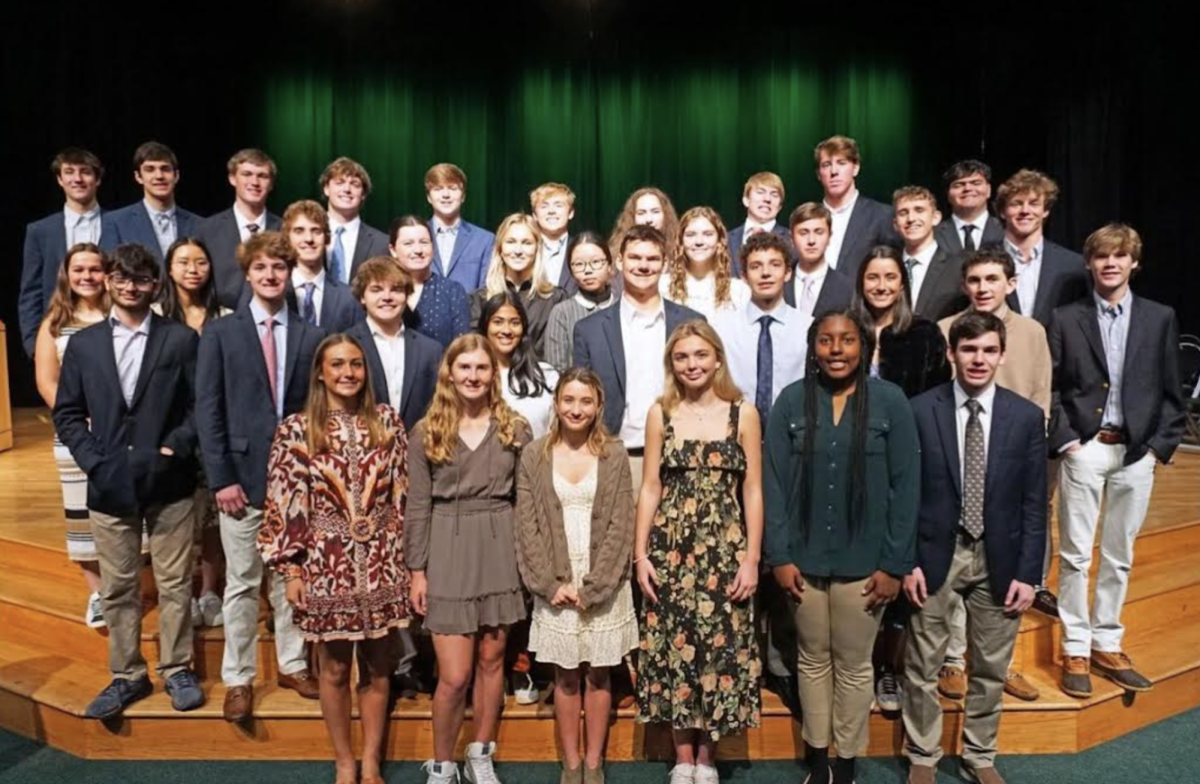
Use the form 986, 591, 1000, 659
543, 234, 568, 254
823, 188, 859, 215
432, 216, 461, 235
144, 199, 176, 219
1093, 288, 1132, 316
1004, 236, 1043, 264
744, 217, 778, 235
574, 288, 614, 311
234, 203, 267, 233
953, 378, 997, 414
620, 294, 665, 326
746, 299, 795, 327
329, 214, 361, 233
109, 311, 151, 336
906, 240, 938, 267
250, 297, 289, 328
65, 203, 101, 222
794, 261, 830, 285
292, 267, 326, 290
368, 316, 404, 340
953, 212, 989, 235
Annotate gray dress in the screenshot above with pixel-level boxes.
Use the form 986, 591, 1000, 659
405, 418, 531, 634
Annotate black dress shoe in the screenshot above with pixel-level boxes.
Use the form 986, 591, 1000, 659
1033, 589, 1059, 617
764, 672, 801, 716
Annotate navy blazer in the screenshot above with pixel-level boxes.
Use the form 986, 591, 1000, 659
572, 300, 705, 435
912, 245, 968, 322
728, 223, 794, 277
835, 195, 902, 278
346, 222, 392, 285
100, 201, 203, 265
1006, 239, 1090, 326
19, 209, 105, 356
429, 218, 494, 292
1047, 294, 1185, 464
195, 305, 325, 507
934, 214, 1005, 256
236, 274, 364, 333
910, 383, 1047, 602
52, 315, 200, 517
783, 264, 854, 314
196, 207, 283, 310
345, 320, 442, 433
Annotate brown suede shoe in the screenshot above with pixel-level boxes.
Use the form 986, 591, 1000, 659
223, 685, 253, 722
937, 665, 966, 700
1091, 650, 1153, 692
1061, 656, 1092, 698
907, 762, 937, 784
1003, 670, 1039, 701
279, 669, 320, 699
961, 764, 1007, 784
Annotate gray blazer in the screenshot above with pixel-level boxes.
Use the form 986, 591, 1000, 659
515, 437, 634, 609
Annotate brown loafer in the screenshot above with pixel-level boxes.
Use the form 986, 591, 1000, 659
223, 684, 253, 722
279, 669, 321, 699
937, 665, 966, 700
1003, 670, 1039, 701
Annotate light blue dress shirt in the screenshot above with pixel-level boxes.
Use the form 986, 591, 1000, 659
1095, 289, 1132, 429
110, 313, 151, 407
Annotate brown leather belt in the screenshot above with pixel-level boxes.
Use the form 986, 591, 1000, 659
1095, 427, 1128, 445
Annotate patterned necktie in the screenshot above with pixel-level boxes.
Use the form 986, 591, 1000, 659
797, 276, 816, 316
301, 282, 317, 325
962, 224, 977, 252
330, 226, 347, 284
756, 315, 774, 428
261, 316, 278, 416
963, 398, 985, 538
155, 212, 173, 256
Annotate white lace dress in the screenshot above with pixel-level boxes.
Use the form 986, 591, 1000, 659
527, 465, 640, 669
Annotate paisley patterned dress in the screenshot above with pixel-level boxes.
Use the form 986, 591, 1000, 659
636, 401, 761, 740
258, 405, 412, 641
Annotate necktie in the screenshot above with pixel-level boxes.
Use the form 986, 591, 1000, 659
905, 257, 920, 290
261, 317, 278, 416
962, 224, 977, 252
962, 398, 985, 539
301, 282, 317, 325
797, 276, 816, 316
246, 222, 259, 235
330, 226, 346, 284
155, 212, 173, 255
756, 315, 774, 428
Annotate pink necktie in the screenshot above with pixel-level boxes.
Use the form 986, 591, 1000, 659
261, 317, 278, 407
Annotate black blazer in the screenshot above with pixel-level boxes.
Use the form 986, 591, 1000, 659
1006, 239, 1090, 327
347, 222, 392, 284
783, 264, 854, 315
195, 305, 325, 506
1047, 294, 1186, 464
934, 214, 1005, 256
877, 318, 952, 399
910, 383, 1047, 602
835, 195, 902, 278
572, 300, 704, 435
53, 315, 199, 517
196, 207, 283, 310
912, 246, 968, 322
345, 320, 442, 433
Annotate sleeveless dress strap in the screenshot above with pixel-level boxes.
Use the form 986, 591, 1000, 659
728, 400, 740, 440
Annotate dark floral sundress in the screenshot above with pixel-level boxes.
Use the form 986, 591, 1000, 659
636, 401, 762, 740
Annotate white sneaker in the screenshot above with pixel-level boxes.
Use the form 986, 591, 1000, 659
85, 592, 106, 629
422, 760, 460, 784
198, 592, 224, 627
669, 763, 696, 784
512, 671, 539, 704
694, 764, 719, 784
875, 670, 902, 712
464, 741, 502, 784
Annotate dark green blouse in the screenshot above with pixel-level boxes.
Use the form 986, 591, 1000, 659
763, 377, 920, 579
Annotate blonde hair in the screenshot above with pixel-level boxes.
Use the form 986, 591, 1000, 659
743, 171, 786, 202
422, 334, 527, 464
529, 182, 576, 210
483, 213, 557, 299
996, 169, 1061, 213
813, 135, 861, 168
669, 206, 735, 307
424, 162, 467, 192
543, 367, 611, 458
659, 320, 744, 415
302, 334, 393, 455
1084, 222, 1143, 264
608, 187, 680, 264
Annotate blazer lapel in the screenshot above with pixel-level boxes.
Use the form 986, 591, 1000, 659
984, 391, 1011, 494
935, 386, 962, 498
95, 320, 127, 412
601, 309, 627, 395
837, 200, 870, 267
129, 315, 167, 411
398, 330, 421, 414
915, 247, 952, 313
239, 308, 274, 396
1076, 302, 1109, 373
446, 222, 471, 277
282, 318, 304, 394
1120, 296, 1143, 410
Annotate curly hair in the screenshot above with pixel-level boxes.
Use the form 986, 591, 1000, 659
669, 206, 735, 308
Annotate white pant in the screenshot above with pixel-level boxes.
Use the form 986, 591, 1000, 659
220, 506, 308, 685
1057, 440, 1156, 657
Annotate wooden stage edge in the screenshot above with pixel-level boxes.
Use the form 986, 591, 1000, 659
1, 408, 1198, 760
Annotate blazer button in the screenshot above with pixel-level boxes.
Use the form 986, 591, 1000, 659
1094, 408, 1104, 415
128, 445, 135, 451
1102, 382, 1110, 389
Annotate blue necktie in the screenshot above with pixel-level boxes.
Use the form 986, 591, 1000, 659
330, 226, 346, 284
756, 315, 774, 427
301, 282, 317, 325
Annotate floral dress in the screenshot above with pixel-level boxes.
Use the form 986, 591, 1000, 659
636, 401, 761, 739
258, 405, 412, 642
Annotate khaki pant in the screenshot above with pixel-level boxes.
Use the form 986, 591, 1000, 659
792, 575, 883, 756
903, 535, 1019, 768
91, 495, 196, 681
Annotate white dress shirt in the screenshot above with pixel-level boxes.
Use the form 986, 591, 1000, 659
953, 380, 996, 488
110, 313, 151, 407
905, 240, 939, 306
65, 205, 102, 247
713, 300, 810, 408
328, 215, 361, 285
292, 268, 326, 325
368, 317, 406, 410
1005, 237, 1044, 317
619, 296, 667, 448
823, 189, 860, 270
659, 273, 751, 320
235, 204, 268, 242
250, 298, 289, 420
792, 262, 831, 320
742, 217, 778, 237
952, 213, 990, 249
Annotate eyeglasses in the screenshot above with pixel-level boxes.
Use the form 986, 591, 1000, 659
570, 259, 609, 273
109, 273, 158, 290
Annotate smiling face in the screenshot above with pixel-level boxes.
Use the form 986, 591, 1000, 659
450, 347, 495, 405
894, 196, 940, 250
168, 243, 212, 295
288, 215, 328, 269
743, 248, 791, 305
681, 216, 719, 265
1088, 249, 1138, 300
817, 153, 860, 201
427, 183, 465, 223
670, 334, 721, 393
485, 303, 524, 359
620, 239, 666, 298
947, 173, 991, 217
361, 277, 408, 328
555, 379, 600, 437
951, 331, 1004, 395
533, 195, 574, 239
813, 314, 863, 381
634, 194, 665, 230
390, 225, 433, 275
569, 242, 612, 294
323, 175, 365, 215
861, 256, 905, 314
57, 163, 101, 208
500, 222, 538, 280
963, 261, 1016, 314
1003, 190, 1048, 243
319, 341, 366, 408
743, 184, 783, 224
67, 250, 106, 302
229, 162, 274, 209
245, 254, 290, 305
106, 268, 158, 312
135, 159, 179, 203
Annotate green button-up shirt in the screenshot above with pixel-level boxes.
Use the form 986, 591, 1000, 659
763, 377, 920, 579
